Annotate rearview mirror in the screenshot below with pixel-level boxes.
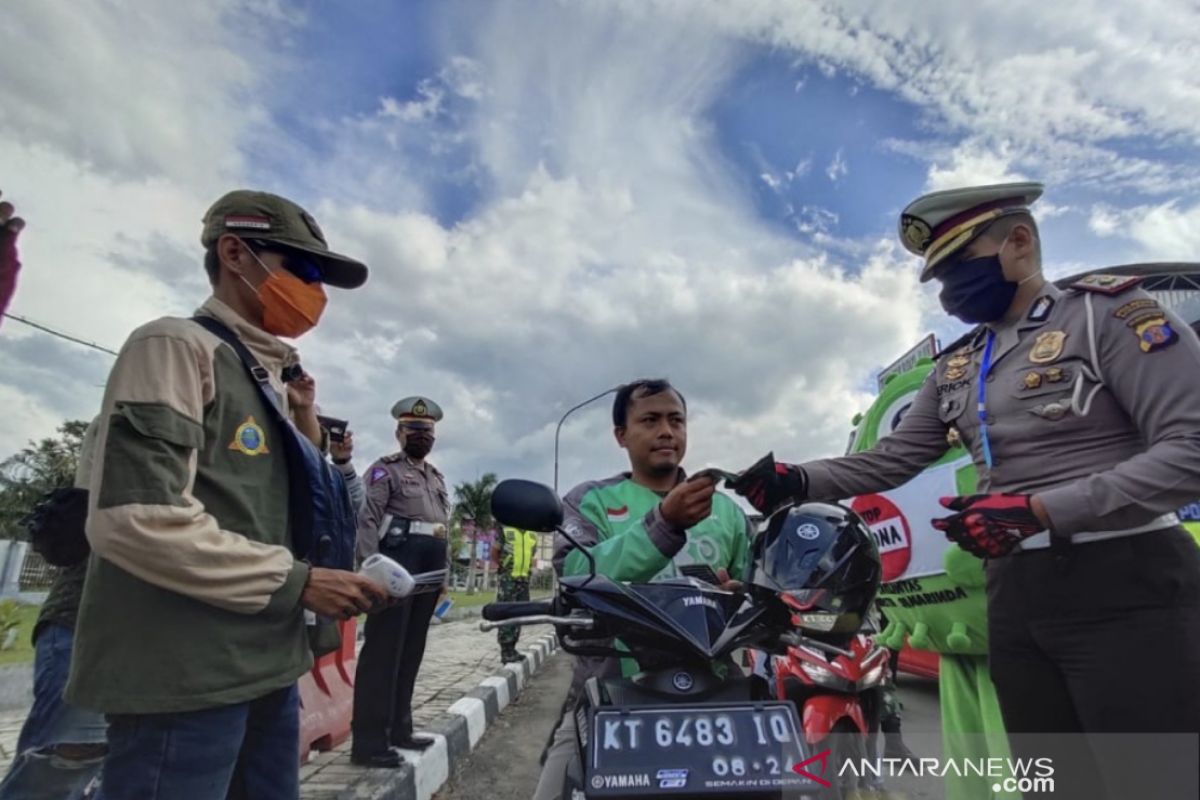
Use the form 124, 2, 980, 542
491, 479, 564, 533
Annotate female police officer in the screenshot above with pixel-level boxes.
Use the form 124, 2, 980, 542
733, 183, 1200, 798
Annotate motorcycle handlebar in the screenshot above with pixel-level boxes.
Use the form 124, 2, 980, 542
481, 600, 556, 621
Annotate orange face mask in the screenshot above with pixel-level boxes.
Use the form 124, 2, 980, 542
240, 243, 328, 338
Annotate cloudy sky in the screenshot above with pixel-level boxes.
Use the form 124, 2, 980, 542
2, 0, 1200, 497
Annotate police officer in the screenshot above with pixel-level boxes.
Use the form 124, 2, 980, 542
351, 397, 451, 768
731, 183, 1200, 797
494, 526, 539, 663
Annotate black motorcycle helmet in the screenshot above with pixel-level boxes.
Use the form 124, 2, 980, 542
749, 502, 881, 635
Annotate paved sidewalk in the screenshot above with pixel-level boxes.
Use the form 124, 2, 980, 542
300, 617, 548, 797
0, 616, 551, 796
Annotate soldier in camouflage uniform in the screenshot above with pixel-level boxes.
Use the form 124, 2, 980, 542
494, 526, 538, 663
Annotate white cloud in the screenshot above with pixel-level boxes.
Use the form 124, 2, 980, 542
925, 141, 1027, 193
826, 149, 848, 183
4, 0, 1199, 500
0, 1, 294, 192
1088, 201, 1200, 260
648, 0, 1200, 194
793, 206, 839, 236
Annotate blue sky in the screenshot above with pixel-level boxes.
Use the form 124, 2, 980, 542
3, 0, 1200, 490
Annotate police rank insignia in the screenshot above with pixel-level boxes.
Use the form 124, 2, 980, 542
1027, 295, 1055, 322
1071, 273, 1141, 295
1029, 331, 1066, 363
1023, 371, 1042, 389
229, 416, 269, 456
1133, 317, 1177, 352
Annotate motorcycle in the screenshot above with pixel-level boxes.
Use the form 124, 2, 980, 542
480, 478, 882, 799
747, 611, 891, 796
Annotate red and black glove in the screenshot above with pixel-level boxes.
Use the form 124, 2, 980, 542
931, 494, 1046, 558
729, 452, 807, 514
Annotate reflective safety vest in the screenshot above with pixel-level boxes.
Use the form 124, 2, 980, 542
502, 527, 539, 578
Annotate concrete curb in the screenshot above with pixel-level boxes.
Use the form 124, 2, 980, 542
333, 632, 559, 800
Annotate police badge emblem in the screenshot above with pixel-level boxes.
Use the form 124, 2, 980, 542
1029, 331, 1066, 364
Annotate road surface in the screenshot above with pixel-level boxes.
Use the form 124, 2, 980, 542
435, 657, 945, 799
435, 649, 573, 799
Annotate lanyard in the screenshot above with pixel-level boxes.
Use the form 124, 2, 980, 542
977, 329, 997, 469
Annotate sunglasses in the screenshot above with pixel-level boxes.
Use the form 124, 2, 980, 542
248, 240, 324, 284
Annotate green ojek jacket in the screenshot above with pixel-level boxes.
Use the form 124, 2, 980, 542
553, 471, 752, 688
555, 472, 750, 583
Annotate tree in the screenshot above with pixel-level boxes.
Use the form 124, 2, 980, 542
453, 473, 497, 594
0, 419, 90, 540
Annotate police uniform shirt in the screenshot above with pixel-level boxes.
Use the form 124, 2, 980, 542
803, 279, 1200, 545
356, 454, 450, 564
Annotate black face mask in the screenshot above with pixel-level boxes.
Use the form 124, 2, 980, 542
937, 252, 1018, 324
403, 434, 435, 460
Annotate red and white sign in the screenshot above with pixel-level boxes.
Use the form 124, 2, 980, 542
850, 457, 973, 582
851, 493, 912, 582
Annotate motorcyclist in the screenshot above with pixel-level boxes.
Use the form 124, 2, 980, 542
532, 378, 752, 800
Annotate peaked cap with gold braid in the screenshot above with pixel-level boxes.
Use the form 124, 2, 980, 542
899, 182, 1044, 282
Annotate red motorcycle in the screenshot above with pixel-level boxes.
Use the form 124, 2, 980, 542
749, 591, 892, 797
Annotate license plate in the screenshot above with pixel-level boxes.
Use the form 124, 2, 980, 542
587, 703, 822, 796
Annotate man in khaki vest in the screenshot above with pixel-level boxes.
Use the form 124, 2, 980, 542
66, 190, 388, 800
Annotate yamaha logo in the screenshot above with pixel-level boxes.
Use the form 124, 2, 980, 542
591, 775, 605, 790
796, 523, 821, 540
672, 671, 695, 691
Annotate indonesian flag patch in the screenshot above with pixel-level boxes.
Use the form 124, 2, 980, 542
224, 214, 272, 231
606, 505, 630, 522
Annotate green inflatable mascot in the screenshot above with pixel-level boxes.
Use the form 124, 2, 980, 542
848, 354, 1013, 800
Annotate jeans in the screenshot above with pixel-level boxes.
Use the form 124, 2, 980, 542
95, 684, 300, 800
0, 624, 107, 800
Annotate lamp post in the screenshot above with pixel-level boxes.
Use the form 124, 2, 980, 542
553, 386, 621, 494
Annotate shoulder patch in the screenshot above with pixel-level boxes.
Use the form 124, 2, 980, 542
229, 416, 269, 456
1070, 273, 1141, 295
1113, 297, 1160, 321
369, 466, 389, 484
1131, 316, 1178, 353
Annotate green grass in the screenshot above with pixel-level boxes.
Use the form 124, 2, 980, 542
0, 604, 40, 666
448, 588, 552, 608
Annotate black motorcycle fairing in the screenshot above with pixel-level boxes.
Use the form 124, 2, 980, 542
556, 575, 777, 663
